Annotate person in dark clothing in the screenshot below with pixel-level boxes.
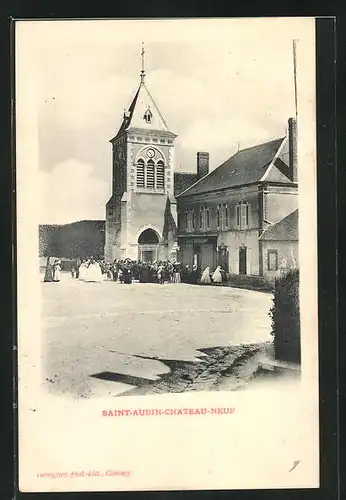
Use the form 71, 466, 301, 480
75, 259, 81, 279
123, 266, 132, 284
191, 264, 199, 284
43, 256, 54, 282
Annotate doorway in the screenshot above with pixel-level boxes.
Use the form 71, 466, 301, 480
218, 246, 229, 273
142, 250, 154, 262
138, 228, 160, 263
239, 246, 247, 275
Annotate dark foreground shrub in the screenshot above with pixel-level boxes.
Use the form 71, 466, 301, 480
269, 269, 300, 364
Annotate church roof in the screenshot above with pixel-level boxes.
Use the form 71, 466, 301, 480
260, 209, 298, 241
111, 82, 173, 141
177, 137, 289, 197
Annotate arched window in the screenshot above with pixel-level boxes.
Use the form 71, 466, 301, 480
136, 155, 166, 191
146, 159, 155, 188
156, 160, 164, 189
136, 158, 145, 187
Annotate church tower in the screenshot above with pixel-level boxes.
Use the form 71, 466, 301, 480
105, 45, 178, 263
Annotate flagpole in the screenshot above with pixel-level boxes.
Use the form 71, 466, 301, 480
293, 39, 298, 122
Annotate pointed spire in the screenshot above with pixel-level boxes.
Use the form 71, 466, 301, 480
140, 42, 146, 84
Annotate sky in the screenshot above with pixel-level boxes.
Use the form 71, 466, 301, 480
17, 18, 315, 224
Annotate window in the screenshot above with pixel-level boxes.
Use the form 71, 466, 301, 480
267, 250, 278, 271
193, 210, 197, 230
236, 205, 241, 227
182, 211, 188, 230
146, 159, 155, 188
224, 204, 229, 229
218, 204, 228, 231
217, 205, 221, 228
136, 159, 145, 187
144, 108, 152, 123
156, 160, 164, 189
187, 210, 194, 232
177, 211, 182, 228
236, 202, 250, 230
199, 206, 210, 231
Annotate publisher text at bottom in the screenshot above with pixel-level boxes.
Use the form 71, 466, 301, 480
36, 470, 131, 479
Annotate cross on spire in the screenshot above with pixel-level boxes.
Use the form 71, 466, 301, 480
140, 42, 146, 84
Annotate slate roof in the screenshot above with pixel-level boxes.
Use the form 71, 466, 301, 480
111, 82, 172, 141
174, 172, 198, 197
260, 209, 298, 241
177, 138, 286, 197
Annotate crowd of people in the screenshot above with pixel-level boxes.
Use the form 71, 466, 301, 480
43, 256, 227, 285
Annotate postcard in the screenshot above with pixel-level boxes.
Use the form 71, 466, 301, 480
16, 17, 319, 492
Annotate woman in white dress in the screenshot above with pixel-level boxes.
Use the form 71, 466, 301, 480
85, 258, 103, 282
200, 266, 211, 284
212, 266, 223, 284
78, 260, 88, 281
52, 260, 61, 282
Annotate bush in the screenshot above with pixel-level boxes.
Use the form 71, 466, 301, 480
268, 269, 300, 364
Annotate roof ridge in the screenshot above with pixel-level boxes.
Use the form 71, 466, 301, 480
177, 136, 285, 197
236, 136, 285, 155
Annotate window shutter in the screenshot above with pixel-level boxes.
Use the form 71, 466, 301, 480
240, 203, 247, 229
146, 160, 155, 188
246, 203, 252, 228
224, 204, 229, 229
247, 247, 252, 275
156, 161, 164, 189
136, 160, 145, 187
236, 204, 241, 227
202, 207, 206, 231
193, 210, 197, 230
234, 248, 239, 274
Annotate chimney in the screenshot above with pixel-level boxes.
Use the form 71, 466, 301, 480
288, 117, 298, 183
197, 152, 209, 179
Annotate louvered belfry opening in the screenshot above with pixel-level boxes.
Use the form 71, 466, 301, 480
136, 158, 145, 187
156, 160, 164, 189
146, 159, 155, 188
136, 157, 165, 191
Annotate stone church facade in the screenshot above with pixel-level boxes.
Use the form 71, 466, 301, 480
105, 59, 178, 263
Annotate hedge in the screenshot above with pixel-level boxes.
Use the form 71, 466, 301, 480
269, 269, 301, 365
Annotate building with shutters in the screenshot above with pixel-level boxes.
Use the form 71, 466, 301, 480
176, 118, 299, 284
